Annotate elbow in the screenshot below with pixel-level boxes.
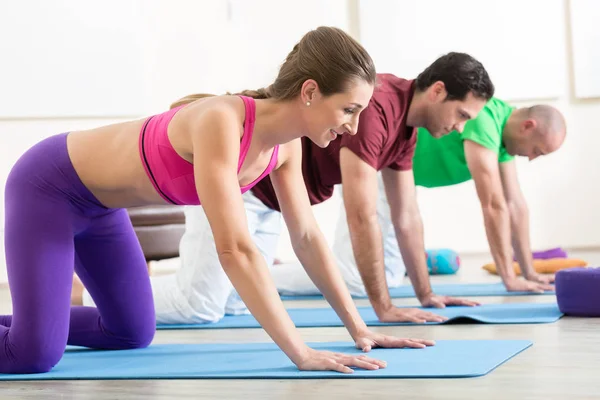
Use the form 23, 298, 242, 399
290, 224, 320, 255
290, 231, 311, 254
481, 198, 509, 217
506, 199, 528, 219
217, 240, 260, 272
392, 212, 421, 237
346, 207, 378, 232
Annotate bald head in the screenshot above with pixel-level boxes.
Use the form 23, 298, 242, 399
528, 104, 567, 150
504, 104, 567, 160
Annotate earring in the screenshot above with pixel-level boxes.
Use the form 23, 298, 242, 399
306, 101, 311, 106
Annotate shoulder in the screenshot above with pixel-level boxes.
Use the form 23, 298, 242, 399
366, 74, 413, 121
479, 98, 513, 124
465, 99, 504, 133
180, 96, 246, 145
195, 96, 245, 128
374, 73, 412, 92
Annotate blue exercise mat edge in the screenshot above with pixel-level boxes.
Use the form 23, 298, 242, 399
0, 340, 533, 380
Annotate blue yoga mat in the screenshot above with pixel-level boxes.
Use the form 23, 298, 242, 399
0, 340, 532, 380
280, 282, 555, 300
157, 302, 562, 330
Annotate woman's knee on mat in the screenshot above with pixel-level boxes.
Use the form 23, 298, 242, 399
1, 339, 65, 374
98, 302, 156, 349
102, 318, 155, 349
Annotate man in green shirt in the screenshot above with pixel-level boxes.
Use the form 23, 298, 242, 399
409, 98, 566, 292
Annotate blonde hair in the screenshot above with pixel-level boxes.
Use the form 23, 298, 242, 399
170, 26, 376, 109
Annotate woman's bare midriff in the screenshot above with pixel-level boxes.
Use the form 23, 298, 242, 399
65, 96, 285, 210
66, 119, 171, 209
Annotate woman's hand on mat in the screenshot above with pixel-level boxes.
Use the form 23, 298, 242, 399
376, 306, 447, 323
420, 294, 480, 309
295, 348, 388, 374
525, 272, 555, 285
504, 278, 554, 293
354, 330, 435, 353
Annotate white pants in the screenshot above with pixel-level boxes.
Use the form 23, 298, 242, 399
84, 191, 282, 324
272, 173, 406, 296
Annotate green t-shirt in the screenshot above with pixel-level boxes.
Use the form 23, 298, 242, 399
412, 97, 515, 188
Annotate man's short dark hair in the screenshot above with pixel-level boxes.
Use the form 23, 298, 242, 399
415, 52, 495, 101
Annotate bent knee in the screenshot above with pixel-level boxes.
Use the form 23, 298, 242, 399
127, 325, 155, 349
4, 346, 64, 374
108, 320, 156, 350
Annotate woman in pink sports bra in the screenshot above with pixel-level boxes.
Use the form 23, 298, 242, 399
3, 26, 432, 375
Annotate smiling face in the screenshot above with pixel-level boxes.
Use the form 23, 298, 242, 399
422, 82, 487, 138
299, 78, 374, 148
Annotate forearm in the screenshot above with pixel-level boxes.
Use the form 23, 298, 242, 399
509, 201, 535, 277
293, 230, 368, 339
481, 204, 517, 282
220, 248, 308, 363
394, 214, 432, 302
346, 214, 392, 316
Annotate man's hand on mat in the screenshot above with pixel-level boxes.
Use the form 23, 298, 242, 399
354, 331, 435, 353
377, 306, 448, 323
504, 278, 554, 293
525, 272, 555, 285
295, 348, 388, 374
420, 294, 481, 309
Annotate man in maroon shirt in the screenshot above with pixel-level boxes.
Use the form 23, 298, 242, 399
143, 52, 496, 324
254, 53, 495, 322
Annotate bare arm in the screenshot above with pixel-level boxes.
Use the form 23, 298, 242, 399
339, 147, 390, 315
192, 108, 430, 373
499, 160, 534, 275
381, 168, 479, 309
380, 168, 479, 310
270, 140, 367, 339
464, 140, 517, 283
465, 140, 551, 292
380, 168, 430, 300
339, 149, 457, 322
272, 141, 434, 346
499, 160, 554, 284
191, 107, 307, 363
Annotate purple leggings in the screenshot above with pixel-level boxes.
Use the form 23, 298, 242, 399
0, 133, 155, 374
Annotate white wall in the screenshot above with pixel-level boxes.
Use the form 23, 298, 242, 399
0, 0, 598, 282
570, 0, 600, 98
409, 0, 600, 254
264, 0, 600, 261
358, 0, 566, 101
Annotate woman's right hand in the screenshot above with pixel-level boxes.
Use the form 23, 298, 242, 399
293, 347, 388, 374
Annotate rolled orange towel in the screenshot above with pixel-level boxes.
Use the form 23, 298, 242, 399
482, 258, 588, 275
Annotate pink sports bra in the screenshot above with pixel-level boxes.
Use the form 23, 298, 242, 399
139, 95, 279, 205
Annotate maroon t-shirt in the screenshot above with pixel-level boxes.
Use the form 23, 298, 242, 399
252, 74, 417, 211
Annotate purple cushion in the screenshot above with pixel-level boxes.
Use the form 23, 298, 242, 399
514, 247, 568, 261
555, 267, 600, 317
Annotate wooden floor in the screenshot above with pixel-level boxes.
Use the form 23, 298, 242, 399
1, 250, 599, 399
